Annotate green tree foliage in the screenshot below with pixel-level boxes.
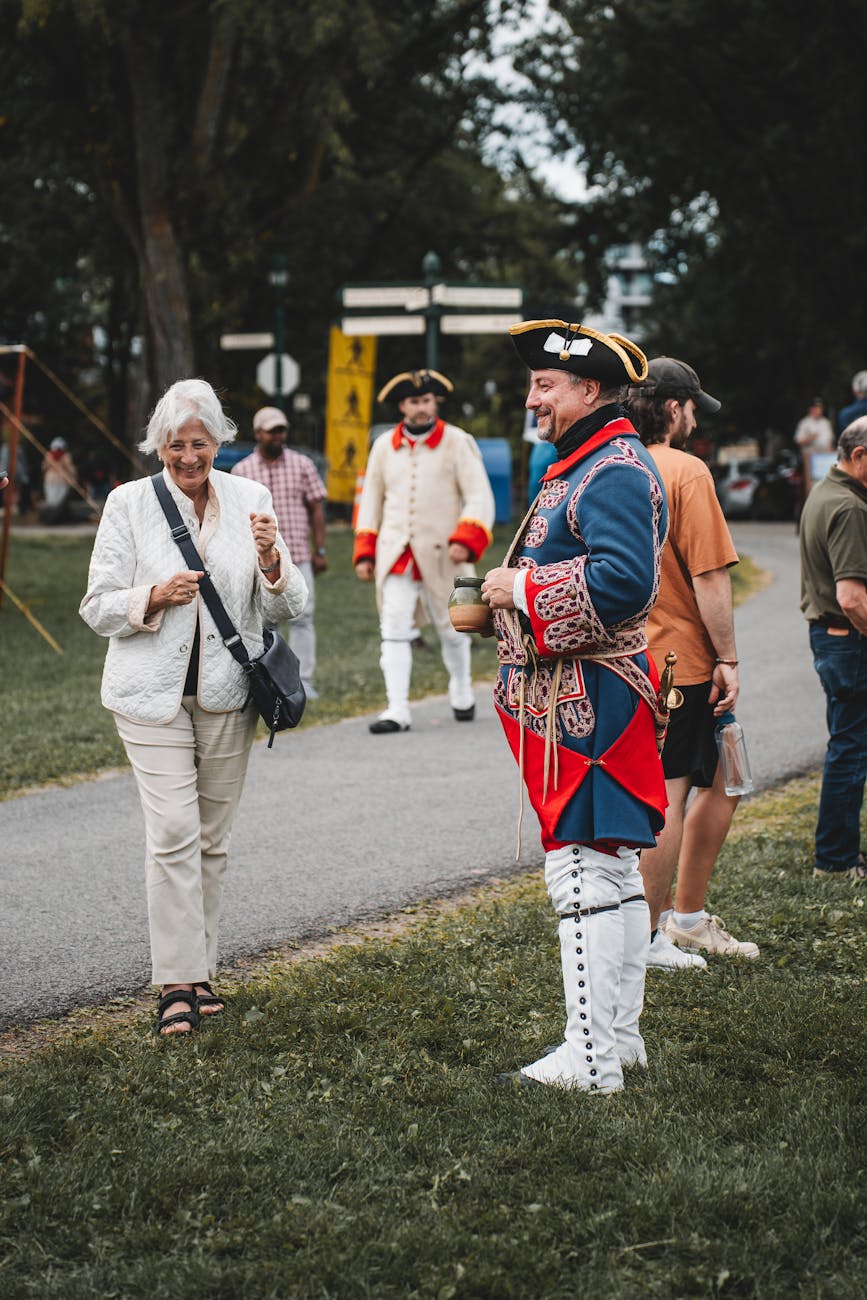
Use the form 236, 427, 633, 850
517, 0, 867, 433
0, 0, 573, 443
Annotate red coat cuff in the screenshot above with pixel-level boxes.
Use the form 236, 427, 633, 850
524, 560, 591, 657
449, 518, 492, 562
353, 530, 377, 565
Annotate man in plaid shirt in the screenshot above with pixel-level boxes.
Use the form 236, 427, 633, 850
232, 407, 328, 697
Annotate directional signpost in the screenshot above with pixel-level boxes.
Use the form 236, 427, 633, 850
219, 332, 300, 404
219, 332, 275, 351
339, 251, 523, 370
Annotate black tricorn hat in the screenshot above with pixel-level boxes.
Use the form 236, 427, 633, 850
510, 320, 648, 386
377, 369, 454, 404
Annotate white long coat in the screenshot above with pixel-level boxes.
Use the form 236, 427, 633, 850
80, 468, 308, 723
356, 422, 495, 624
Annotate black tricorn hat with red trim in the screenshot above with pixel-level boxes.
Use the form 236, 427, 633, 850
510, 319, 648, 386
377, 369, 454, 404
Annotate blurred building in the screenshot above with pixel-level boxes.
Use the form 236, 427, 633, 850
581, 243, 654, 341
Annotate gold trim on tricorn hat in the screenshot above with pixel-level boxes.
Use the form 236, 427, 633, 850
509, 319, 648, 385
377, 369, 454, 404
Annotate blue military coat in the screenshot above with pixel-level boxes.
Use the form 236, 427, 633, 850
493, 414, 669, 851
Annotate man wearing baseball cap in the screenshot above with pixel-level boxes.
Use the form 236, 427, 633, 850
232, 407, 328, 698
627, 357, 759, 967
353, 369, 495, 733
482, 320, 668, 1094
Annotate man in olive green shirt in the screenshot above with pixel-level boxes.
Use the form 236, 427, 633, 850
799, 416, 867, 880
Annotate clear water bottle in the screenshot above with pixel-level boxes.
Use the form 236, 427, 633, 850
715, 711, 754, 796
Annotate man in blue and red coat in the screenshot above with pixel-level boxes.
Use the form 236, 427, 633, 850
482, 319, 669, 1094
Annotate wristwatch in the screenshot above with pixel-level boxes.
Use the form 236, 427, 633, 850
316, 547, 327, 557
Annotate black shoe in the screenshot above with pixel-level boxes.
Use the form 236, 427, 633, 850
494, 1070, 543, 1090
369, 718, 410, 734
452, 705, 475, 722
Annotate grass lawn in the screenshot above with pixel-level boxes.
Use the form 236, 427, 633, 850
0, 524, 763, 800
0, 524, 508, 798
0, 777, 864, 1297
0, 526, 861, 1297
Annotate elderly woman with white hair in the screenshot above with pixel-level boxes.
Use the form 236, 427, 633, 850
80, 379, 308, 1036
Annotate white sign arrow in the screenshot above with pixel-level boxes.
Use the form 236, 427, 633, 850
431, 285, 523, 309
341, 286, 429, 309
340, 316, 425, 337
220, 332, 275, 351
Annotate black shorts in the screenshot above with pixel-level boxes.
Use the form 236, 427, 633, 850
661, 681, 719, 787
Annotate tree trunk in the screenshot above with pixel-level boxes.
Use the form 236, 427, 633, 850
121, 31, 195, 395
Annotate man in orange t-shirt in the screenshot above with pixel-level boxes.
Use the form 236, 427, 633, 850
628, 358, 759, 966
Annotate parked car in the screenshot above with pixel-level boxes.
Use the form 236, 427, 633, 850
712, 457, 765, 518
712, 451, 802, 521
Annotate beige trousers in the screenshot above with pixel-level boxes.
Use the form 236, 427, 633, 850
115, 698, 258, 985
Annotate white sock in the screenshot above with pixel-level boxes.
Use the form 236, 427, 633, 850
673, 909, 705, 930
659, 908, 673, 927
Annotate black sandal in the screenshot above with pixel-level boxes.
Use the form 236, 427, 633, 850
194, 982, 226, 1017
156, 988, 199, 1037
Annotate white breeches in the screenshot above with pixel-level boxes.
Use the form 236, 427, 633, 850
115, 698, 257, 985
521, 843, 650, 1093
378, 572, 473, 723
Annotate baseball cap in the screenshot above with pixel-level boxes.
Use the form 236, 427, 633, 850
253, 406, 289, 432
640, 357, 721, 414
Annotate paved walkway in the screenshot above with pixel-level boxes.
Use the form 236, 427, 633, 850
0, 522, 826, 1028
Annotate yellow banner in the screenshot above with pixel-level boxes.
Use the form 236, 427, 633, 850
324, 329, 377, 502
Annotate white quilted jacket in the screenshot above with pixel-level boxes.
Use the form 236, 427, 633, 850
80, 468, 308, 723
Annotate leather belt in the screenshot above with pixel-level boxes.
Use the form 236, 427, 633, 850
809, 615, 853, 630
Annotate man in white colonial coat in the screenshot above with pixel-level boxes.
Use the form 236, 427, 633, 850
353, 369, 495, 733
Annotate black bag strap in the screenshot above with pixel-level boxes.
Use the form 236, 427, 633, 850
150, 473, 254, 674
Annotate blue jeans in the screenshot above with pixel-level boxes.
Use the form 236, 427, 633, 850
809, 625, 867, 871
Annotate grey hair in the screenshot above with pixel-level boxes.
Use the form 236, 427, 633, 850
566, 372, 624, 404
852, 370, 867, 397
838, 415, 867, 459
139, 378, 237, 455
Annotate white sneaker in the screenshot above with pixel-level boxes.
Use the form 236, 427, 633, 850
646, 929, 707, 970
665, 913, 759, 959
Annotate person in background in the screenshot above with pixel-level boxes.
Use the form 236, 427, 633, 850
799, 415, 867, 882
836, 370, 867, 436
41, 437, 78, 519
795, 397, 835, 456
353, 369, 495, 733
80, 379, 308, 1036
232, 407, 327, 699
482, 320, 664, 1094
628, 357, 758, 966
795, 396, 835, 501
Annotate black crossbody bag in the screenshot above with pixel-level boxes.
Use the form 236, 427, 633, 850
151, 474, 306, 746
